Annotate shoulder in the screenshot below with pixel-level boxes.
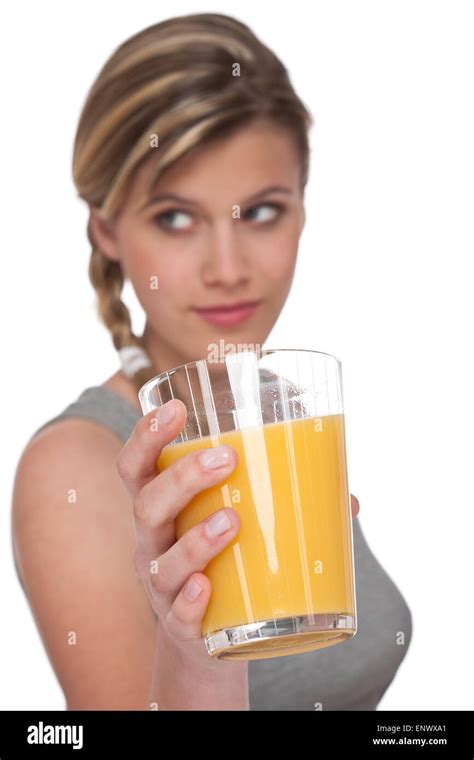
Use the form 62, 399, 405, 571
14, 405, 129, 511
20, 412, 125, 482
20, 370, 141, 486
12, 414, 130, 592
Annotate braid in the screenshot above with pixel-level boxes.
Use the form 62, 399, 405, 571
87, 220, 156, 395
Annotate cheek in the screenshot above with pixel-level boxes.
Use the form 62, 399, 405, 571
258, 232, 299, 285
118, 230, 153, 290
138, 267, 185, 317
119, 237, 185, 315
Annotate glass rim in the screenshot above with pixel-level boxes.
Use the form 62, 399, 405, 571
138, 347, 342, 401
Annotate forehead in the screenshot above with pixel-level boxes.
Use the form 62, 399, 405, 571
127, 122, 300, 209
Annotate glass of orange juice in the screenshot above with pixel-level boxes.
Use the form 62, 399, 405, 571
138, 348, 357, 661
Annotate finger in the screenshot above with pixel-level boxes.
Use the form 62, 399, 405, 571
350, 493, 360, 519
116, 398, 187, 499
134, 444, 238, 562
148, 507, 240, 610
164, 572, 213, 642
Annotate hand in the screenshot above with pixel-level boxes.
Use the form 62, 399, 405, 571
116, 398, 240, 670
116, 397, 361, 670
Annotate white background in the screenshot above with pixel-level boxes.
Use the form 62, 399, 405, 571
1, 0, 473, 710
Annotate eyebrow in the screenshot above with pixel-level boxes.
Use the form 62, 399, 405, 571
140, 184, 294, 211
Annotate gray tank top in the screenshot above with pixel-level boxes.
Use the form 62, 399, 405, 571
29, 385, 413, 710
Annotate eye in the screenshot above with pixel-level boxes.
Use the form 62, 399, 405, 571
243, 203, 283, 224
153, 209, 193, 231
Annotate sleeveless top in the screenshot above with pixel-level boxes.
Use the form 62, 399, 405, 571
27, 385, 413, 711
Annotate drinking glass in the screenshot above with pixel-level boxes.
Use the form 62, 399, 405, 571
138, 348, 357, 661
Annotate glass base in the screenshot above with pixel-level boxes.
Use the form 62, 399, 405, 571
205, 613, 356, 661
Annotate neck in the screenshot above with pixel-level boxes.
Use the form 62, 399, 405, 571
141, 321, 186, 377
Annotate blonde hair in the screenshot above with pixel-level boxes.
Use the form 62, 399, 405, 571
72, 12, 313, 394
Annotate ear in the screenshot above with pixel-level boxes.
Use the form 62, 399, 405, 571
88, 206, 120, 262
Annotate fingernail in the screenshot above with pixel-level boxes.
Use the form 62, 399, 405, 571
199, 446, 231, 469
155, 401, 176, 425
204, 509, 232, 538
185, 577, 203, 601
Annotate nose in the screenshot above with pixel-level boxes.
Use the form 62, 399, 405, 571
200, 221, 251, 287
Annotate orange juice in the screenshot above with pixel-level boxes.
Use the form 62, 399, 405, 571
157, 413, 356, 659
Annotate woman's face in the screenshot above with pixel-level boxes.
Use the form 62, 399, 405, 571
90, 120, 306, 372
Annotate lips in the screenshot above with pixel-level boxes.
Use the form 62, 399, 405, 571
192, 300, 262, 326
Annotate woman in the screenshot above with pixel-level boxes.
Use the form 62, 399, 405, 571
11, 12, 412, 710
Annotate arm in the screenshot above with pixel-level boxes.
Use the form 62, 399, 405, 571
149, 622, 249, 710
12, 418, 249, 710
12, 419, 157, 709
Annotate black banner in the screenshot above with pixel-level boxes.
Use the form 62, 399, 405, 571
0, 710, 472, 757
